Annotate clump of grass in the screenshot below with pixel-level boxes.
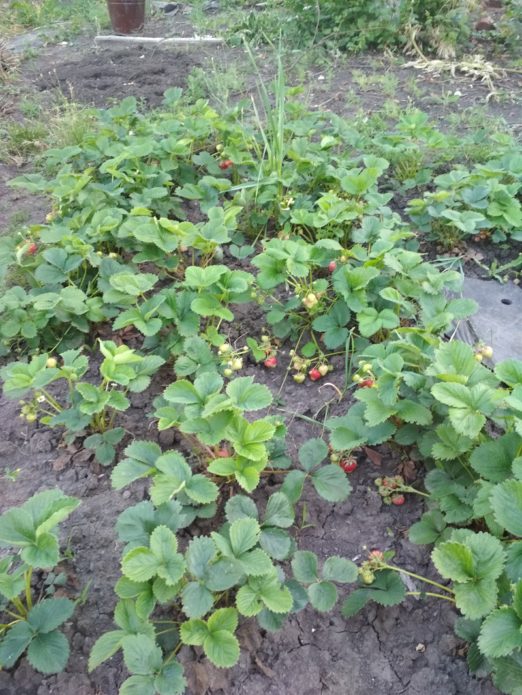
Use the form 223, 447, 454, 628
0, 98, 96, 163
6, 0, 108, 30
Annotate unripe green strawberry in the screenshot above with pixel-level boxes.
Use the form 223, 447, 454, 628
481, 345, 493, 359
360, 568, 375, 584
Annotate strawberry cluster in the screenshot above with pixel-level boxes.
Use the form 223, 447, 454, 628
375, 475, 406, 506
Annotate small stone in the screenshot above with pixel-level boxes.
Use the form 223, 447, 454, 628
416, 643, 426, 653
122, 490, 131, 499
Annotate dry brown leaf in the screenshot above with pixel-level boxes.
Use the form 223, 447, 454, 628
363, 447, 383, 467
397, 459, 417, 482
52, 452, 73, 471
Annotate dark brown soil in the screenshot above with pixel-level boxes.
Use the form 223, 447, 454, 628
31, 46, 201, 108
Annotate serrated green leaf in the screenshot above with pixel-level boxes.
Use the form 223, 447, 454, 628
88, 630, 125, 672
226, 377, 272, 411
506, 542, 522, 582
395, 399, 432, 425
292, 550, 318, 583
122, 548, 160, 583
408, 511, 447, 545
184, 475, 219, 505
454, 577, 498, 619
203, 630, 240, 668
308, 581, 337, 612
495, 360, 522, 387
236, 584, 263, 616
470, 433, 521, 482
21, 532, 59, 569
280, 470, 306, 504
263, 492, 294, 528
341, 589, 371, 617
186, 537, 216, 578
181, 582, 214, 619
238, 548, 274, 576
0, 621, 33, 668
491, 480, 522, 536
225, 495, 258, 522
322, 556, 358, 583
492, 651, 522, 694
119, 675, 156, 695
207, 607, 238, 634
27, 629, 69, 674
180, 619, 208, 646
260, 527, 292, 560
431, 541, 475, 582
27, 598, 75, 633
112, 441, 161, 490
478, 607, 522, 658
260, 580, 293, 614
298, 438, 328, 471
312, 465, 351, 502
154, 660, 186, 695
121, 634, 162, 674
256, 609, 286, 632
229, 518, 261, 556
205, 558, 243, 592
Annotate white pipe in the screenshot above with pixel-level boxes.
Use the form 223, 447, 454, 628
94, 35, 224, 45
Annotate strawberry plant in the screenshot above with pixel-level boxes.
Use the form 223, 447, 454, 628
90, 424, 354, 689
0, 490, 80, 675
330, 339, 522, 692
2, 86, 522, 695
1, 341, 164, 464
408, 154, 522, 246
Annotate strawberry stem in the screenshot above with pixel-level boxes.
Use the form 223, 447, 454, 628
406, 591, 456, 603
381, 563, 455, 595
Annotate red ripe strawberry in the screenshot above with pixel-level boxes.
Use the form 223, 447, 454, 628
264, 356, 277, 368
216, 447, 230, 458
341, 458, 357, 473
392, 494, 405, 506
27, 242, 38, 255
308, 367, 321, 382
328, 260, 337, 272
219, 159, 233, 170
359, 379, 375, 388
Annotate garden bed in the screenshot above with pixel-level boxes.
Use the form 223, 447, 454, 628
1, 7, 522, 695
